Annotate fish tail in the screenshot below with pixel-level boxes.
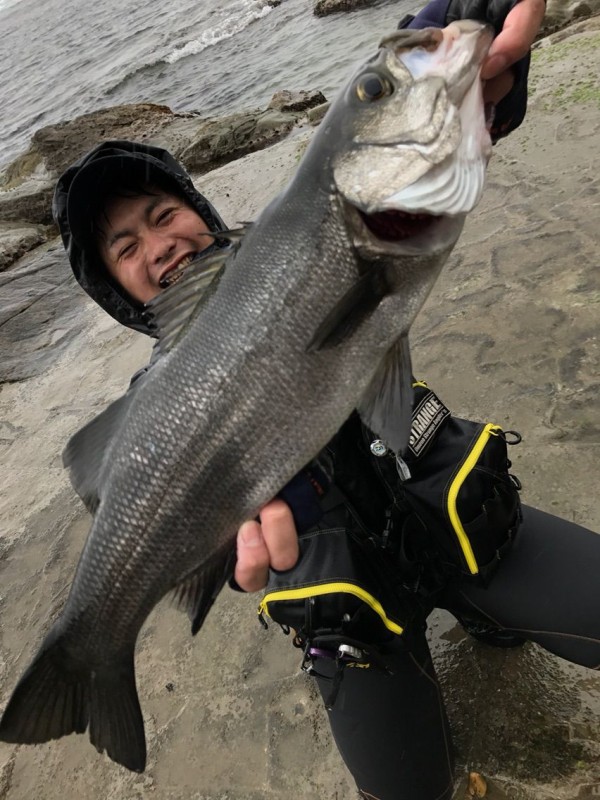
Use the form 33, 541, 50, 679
0, 629, 146, 772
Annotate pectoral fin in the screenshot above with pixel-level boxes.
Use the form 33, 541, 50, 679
306, 270, 389, 353
146, 226, 250, 358
358, 334, 413, 454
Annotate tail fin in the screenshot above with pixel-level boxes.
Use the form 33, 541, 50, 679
0, 630, 146, 772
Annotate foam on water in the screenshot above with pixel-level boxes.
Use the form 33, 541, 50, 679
164, 0, 274, 64
0, 0, 413, 169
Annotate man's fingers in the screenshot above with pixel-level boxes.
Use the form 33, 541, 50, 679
234, 520, 270, 593
482, 0, 546, 79
258, 499, 300, 572
234, 500, 300, 593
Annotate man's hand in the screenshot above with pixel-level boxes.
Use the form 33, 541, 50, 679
482, 0, 546, 104
234, 499, 300, 592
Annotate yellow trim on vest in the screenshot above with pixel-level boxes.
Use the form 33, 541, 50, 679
258, 582, 404, 635
447, 423, 501, 575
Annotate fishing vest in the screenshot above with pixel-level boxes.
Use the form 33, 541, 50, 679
258, 382, 522, 702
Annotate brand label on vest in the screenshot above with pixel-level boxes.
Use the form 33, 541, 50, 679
408, 390, 450, 458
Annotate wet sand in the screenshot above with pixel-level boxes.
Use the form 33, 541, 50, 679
1, 17, 600, 800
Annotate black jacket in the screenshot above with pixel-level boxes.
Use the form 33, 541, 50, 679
53, 140, 227, 335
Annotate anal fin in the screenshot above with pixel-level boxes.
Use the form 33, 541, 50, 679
171, 543, 237, 635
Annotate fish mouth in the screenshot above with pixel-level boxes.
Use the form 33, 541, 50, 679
345, 199, 463, 256
359, 209, 439, 242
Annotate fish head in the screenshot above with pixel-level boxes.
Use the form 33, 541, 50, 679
330, 21, 494, 262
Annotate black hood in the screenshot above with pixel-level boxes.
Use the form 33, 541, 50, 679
53, 140, 227, 336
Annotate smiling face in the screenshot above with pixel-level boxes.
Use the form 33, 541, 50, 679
97, 189, 215, 304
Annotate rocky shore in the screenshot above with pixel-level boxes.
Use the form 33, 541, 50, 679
2, 0, 599, 271
0, 90, 328, 266
1, 12, 600, 800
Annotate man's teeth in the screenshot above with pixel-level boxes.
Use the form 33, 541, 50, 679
178, 254, 196, 268
159, 254, 197, 289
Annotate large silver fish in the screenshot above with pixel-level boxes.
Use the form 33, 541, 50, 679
0, 21, 494, 771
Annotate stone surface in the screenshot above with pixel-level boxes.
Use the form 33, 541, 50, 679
0, 222, 49, 272
267, 88, 327, 113
0, 240, 91, 382
177, 108, 297, 175
0, 168, 56, 226
313, 0, 377, 16
0, 103, 177, 187
0, 98, 325, 236
536, 9, 600, 43
539, 0, 600, 36
306, 101, 331, 125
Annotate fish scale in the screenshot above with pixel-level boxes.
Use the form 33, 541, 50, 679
0, 20, 494, 772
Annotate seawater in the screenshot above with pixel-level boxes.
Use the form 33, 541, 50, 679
0, 0, 417, 169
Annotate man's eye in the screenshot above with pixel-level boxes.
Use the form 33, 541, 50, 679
119, 243, 136, 259
157, 208, 175, 224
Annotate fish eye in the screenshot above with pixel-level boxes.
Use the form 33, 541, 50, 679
356, 73, 393, 102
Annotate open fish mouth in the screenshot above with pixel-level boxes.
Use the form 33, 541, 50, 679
359, 208, 438, 242
344, 198, 462, 256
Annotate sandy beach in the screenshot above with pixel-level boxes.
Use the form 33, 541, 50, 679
1, 14, 600, 800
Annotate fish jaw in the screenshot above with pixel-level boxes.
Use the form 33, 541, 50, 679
342, 198, 466, 263
332, 21, 493, 244
381, 20, 494, 107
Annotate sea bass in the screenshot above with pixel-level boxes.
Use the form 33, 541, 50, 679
0, 21, 494, 771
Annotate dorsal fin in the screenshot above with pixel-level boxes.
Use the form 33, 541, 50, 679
145, 226, 250, 357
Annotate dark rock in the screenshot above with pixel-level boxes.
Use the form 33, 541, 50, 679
536, 14, 599, 46
268, 89, 327, 113
307, 102, 331, 125
0, 103, 187, 227
0, 149, 43, 190
0, 240, 89, 382
313, 0, 377, 16
0, 181, 55, 226
0, 97, 325, 226
0, 221, 49, 271
571, 1, 593, 17
537, 2, 600, 37
178, 109, 297, 175
4, 103, 177, 184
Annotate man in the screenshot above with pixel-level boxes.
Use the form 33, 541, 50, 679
54, 2, 600, 799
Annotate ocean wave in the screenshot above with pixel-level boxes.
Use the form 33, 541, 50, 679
104, 58, 165, 96
164, 0, 273, 65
